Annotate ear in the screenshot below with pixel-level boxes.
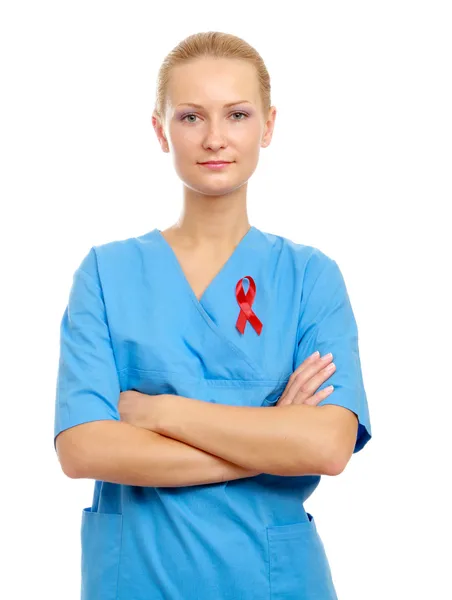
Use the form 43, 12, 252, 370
152, 111, 170, 153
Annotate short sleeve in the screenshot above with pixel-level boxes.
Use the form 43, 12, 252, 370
53, 247, 121, 453
294, 251, 372, 453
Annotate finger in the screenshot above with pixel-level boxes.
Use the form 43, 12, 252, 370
303, 362, 336, 397
290, 362, 336, 404
276, 395, 291, 407
283, 352, 329, 397
299, 353, 334, 382
279, 380, 335, 407
303, 384, 334, 406
284, 357, 335, 405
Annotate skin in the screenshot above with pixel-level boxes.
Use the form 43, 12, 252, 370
151, 57, 277, 253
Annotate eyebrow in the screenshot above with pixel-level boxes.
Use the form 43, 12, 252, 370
176, 101, 252, 109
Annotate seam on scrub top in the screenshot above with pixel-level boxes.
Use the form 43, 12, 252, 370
120, 366, 290, 387
79, 254, 124, 387
266, 527, 273, 599
59, 369, 73, 435
114, 515, 124, 600
295, 252, 331, 344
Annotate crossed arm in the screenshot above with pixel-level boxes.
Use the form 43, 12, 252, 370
138, 394, 348, 476
61, 393, 358, 485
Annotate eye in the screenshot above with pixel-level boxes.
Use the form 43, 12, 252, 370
231, 111, 248, 121
181, 111, 249, 123
181, 113, 198, 123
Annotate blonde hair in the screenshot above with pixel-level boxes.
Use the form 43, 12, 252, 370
153, 31, 271, 123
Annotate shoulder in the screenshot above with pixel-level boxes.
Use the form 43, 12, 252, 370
75, 228, 157, 282
257, 226, 338, 280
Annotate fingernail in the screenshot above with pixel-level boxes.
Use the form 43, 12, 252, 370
311, 351, 320, 358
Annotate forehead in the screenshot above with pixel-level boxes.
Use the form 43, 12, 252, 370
167, 58, 259, 108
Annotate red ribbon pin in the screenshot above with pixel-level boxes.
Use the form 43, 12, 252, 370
235, 276, 263, 335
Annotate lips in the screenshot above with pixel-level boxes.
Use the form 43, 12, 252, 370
200, 161, 231, 165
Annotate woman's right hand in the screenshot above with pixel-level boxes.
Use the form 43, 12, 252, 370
276, 351, 336, 407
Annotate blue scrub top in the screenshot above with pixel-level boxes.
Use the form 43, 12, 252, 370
54, 225, 372, 600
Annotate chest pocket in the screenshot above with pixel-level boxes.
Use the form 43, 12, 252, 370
119, 368, 289, 408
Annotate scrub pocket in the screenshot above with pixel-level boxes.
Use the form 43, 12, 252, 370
267, 512, 338, 599
81, 507, 123, 600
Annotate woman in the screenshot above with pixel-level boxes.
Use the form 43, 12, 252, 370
54, 31, 372, 600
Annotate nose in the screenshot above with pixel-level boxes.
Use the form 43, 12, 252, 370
202, 118, 228, 150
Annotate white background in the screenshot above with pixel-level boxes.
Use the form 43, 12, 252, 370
1, 1, 451, 598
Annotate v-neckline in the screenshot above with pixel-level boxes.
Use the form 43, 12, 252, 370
154, 225, 256, 306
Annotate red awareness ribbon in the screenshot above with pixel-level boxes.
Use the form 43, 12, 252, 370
235, 276, 263, 335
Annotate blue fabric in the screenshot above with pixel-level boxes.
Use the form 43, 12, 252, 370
54, 226, 371, 599
294, 252, 371, 453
